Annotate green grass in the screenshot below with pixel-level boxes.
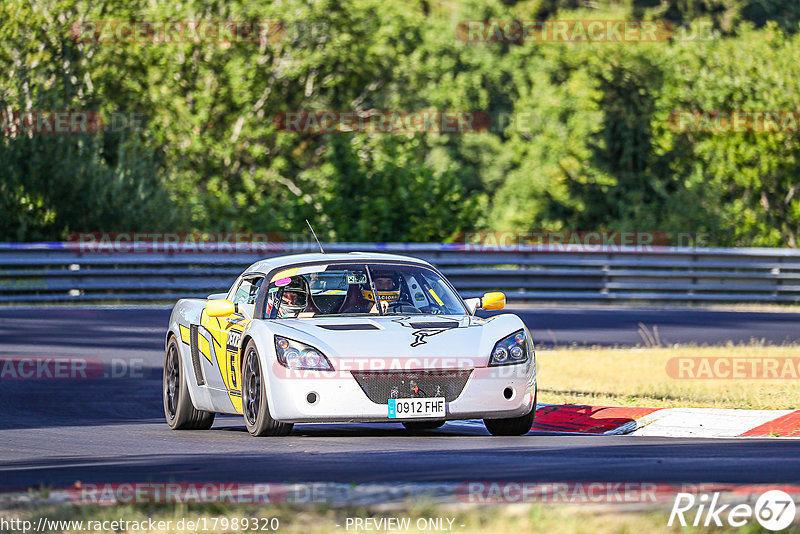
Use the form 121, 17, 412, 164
537, 344, 800, 410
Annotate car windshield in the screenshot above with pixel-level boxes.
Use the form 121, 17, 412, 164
264, 263, 466, 318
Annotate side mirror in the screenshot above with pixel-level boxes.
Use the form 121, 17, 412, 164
481, 292, 506, 311
464, 297, 481, 315
206, 299, 237, 318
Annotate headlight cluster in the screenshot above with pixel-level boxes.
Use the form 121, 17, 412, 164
489, 330, 529, 366
274, 336, 333, 371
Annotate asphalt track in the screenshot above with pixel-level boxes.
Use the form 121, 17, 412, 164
2, 306, 800, 491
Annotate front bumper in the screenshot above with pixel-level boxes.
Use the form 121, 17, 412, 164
265, 362, 536, 423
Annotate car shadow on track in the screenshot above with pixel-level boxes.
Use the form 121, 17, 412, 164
210, 418, 587, 437
212, 418, 488, 437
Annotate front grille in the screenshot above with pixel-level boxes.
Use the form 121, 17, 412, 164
352, 369, 472, 403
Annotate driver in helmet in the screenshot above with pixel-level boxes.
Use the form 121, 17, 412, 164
364, 270, 401, 314
277, 276, 310, 318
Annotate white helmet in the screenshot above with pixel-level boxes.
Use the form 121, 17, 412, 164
278, 276, 309, 317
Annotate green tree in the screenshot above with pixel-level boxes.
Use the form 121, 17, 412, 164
0, 0, 174, 241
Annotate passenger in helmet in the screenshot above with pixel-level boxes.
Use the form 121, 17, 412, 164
362, 270, 402, 314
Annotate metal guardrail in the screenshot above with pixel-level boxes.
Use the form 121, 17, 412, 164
1, 242, 800, 304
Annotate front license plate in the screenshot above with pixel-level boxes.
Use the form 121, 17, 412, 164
388, 397, 446, 419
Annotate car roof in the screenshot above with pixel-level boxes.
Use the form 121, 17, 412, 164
244, 252, 433, 275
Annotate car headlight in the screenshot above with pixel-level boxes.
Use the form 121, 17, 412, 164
489, 330, 529, 366
274, 336, 334, 371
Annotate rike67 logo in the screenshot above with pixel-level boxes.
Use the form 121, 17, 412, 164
669, 490, 796, 530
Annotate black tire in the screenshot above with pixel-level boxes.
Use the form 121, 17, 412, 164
163, 335, 215, 430
242, 341, 293, 437
402, 420, 446, 431
483, 389, 537, 436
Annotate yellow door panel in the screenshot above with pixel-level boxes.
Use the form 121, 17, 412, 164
201, 307, 251, 413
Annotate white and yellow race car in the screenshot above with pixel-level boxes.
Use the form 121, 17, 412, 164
163, 252, 537, 436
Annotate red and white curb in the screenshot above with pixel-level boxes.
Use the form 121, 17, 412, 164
532, 404, 800, 438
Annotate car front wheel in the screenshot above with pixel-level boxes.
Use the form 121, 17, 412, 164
242, 341, 293, 437
483, 389, 537, 436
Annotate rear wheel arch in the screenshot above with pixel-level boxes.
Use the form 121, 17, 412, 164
165, 329, 177, 350
240, 335, 255, 373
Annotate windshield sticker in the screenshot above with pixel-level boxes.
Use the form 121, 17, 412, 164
271, 264, 331, 283
270, 267, 298, 282
346, 273, 367, 284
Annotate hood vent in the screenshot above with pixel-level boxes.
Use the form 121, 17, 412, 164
317, 324, 379, 331
409, 321, 459, 329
